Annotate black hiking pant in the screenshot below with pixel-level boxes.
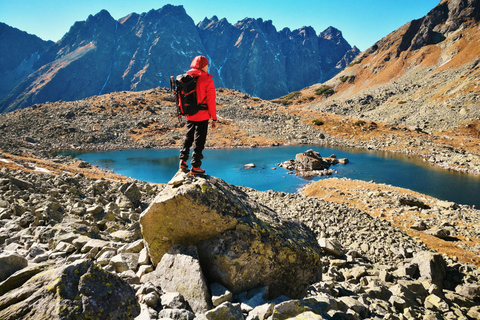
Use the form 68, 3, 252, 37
179, 120, 209, 168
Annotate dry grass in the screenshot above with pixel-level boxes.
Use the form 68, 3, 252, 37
0, 150, 129, 182
303, 178, 480, 267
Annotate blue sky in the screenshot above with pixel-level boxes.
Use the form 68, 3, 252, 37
1, 0, 440, 51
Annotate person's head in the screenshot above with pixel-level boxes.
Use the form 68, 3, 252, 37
190, 55, 209, 71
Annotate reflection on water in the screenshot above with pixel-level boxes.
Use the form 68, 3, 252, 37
61, 146, 480, 207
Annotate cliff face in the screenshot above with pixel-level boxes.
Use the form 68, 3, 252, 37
0, 5, 357, 112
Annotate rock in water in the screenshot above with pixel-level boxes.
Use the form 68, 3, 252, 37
295, 149, 325, 171
140, 172, 321, 299
0, 259, 140, 319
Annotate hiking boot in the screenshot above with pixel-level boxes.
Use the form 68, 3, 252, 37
190, 167, 205, 175
179, 160, 188, 171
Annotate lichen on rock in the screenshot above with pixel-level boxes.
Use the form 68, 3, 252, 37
140, 172, 322, 299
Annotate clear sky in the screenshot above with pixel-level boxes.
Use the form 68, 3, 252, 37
0, 0, 440, 51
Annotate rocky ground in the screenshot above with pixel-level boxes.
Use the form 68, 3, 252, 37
0, 87, 479, 319
0, 166, 479, 319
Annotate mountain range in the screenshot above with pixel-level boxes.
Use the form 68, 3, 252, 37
0, 5, 359, 113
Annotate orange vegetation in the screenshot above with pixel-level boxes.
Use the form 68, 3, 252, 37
303, 178, 480, 267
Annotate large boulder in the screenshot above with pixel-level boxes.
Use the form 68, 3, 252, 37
411, 251, 447, 288
0, 259, 140, 320
280, 149, 348, 175
295, 149, 326, 171
140, 173, 321, 299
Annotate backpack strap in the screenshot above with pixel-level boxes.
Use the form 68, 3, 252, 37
198, 96, 208, 110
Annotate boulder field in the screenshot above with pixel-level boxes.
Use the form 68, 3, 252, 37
0, 166, 479, 319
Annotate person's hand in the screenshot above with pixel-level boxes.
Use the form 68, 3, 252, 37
211, 121, 218, 129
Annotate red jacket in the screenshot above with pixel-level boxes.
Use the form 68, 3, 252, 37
185, 68, 217, 122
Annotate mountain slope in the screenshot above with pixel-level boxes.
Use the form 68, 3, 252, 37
302, 0, 480, 132
0, 23, 53, 101
0, 5, 357, 112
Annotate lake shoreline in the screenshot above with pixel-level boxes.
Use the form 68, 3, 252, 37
60, 145, 480, 208
55, 137, 480, 178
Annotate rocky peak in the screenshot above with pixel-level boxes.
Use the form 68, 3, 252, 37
396, 0, 480, 52
87, 9, 114, 23
234, 17, 277, 34
197, 15, 220, 29
296, 26, 318, 38
153, 4, 188, 17
320, 26, 344, 41
198, 16, 232, 31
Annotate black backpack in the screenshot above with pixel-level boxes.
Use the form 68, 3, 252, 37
171, 74, 208, 117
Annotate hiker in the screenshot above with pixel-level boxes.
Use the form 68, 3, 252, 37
179, 55, 217, 175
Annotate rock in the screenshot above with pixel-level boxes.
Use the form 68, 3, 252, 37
141, 291, 160, 308
204, 302, 244, 320
0, 263, 50, 296
0, 259, 139, 319
270, 298, 329, 320
338, 296, 368, 318
388, 283, 420, 307
27, 244, 47, 259
119, 270, 140, 285
467, 306, 480, 319
95, 247, 117, 266
410, 220, 428, 231
455, 283, 480, 300
425, 226, 451, 239
161, 291, 187, 309
86, 205, 104, 216
246, 302, 275, 320
80, 238, 110, 253
289, 311, 326, 319
318, 238, 344, 256
437, 201, 458, 210
395, 263, 419, 279
210, 282, 233, 307
424, 294, 450, 312
0, 253, 28, 282
123, 239, 144, 253
136, 264, 153, 280
155, 245, 212, 314
140, 174, 321, 299
397, 195, 429, 209
8, 177, 33, 190
123, 183, 142, 207
411, 251, 447, 288
54, 241, 76, 253
110, 253, 139, 273
158, 308, 195, 320
243, 287, 268, 310
138, 247, 150, 265
295, 150, 325, 171
280, 150, 347, 176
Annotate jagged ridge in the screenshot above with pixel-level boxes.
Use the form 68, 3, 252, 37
0, 5, 358, 112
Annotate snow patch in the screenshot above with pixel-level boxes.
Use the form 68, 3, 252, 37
0, 159, 10, 164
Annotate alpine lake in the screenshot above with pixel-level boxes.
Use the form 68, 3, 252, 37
61, 145, 480, 208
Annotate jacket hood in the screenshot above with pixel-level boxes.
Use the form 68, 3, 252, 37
187, 68, 211, 77
190, 55, 209, 69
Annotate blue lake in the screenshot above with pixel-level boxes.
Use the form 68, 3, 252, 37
61, 145, 480, 207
